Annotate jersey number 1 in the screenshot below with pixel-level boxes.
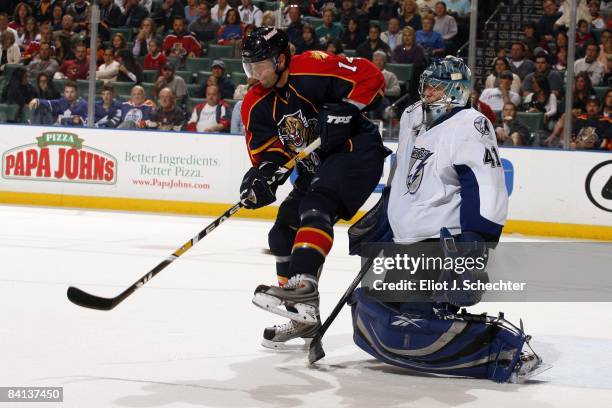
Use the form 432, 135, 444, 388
338, 61, 357, 72
484, 147, 501, 168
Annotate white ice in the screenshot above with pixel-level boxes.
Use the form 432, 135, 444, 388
1, 205, 611, 408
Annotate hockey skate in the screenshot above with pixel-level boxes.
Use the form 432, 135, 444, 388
261, 319, 321, 351
508, 343, 552, 383
252, 274, 320, 324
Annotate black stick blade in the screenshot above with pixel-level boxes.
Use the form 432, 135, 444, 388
67, 286, 118, 311
308, 337, 325, 364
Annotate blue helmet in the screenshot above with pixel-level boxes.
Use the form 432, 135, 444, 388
419, 56, 472, 125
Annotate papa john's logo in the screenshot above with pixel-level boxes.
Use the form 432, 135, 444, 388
2, 132, 117, 184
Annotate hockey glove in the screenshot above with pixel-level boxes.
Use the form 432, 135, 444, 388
432, 228, 490, 307
318, 102, 361, 152
240, 161, 285, 209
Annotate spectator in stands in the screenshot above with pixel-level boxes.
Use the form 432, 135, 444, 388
433, 1, 457, 52
479, 70, 522, 113
152, 0, 184, 31
521, 22, 542, 60
391, 26, 425, 68
211, 0, 233, 25
239, 0, 263, 27
325, 37, 344, 55
417, 0, 437, 15
416, 14, 445, 57
23, 24, 53, 63
339, 0, 368, 36
164, 16, 202, 61
556, 0, 591, 30
0, 13, 19, 43
186, 84, 230, 132
572, 95, 612, 149
28, 80, 88, 126
34, 72, 60, 100
50, 5, 64, 32
55, 14, 79, 46
66, 0, 90, 33
148, 87, 185, 130
522, 53, 563, 98
132, 17, 157, 57
27, 42, 59, 78
261, 10, 275, 28
356, 24, 390, 61
99, 0, 124, 41
143, 38, 167, 72
294, 23, 321, 54
522, 74, 558, 125
154, 61, 187, 103
34, 0, 54, 25
117, 84, 155, 128
361, 0, 381, 20
117, 49, 143, 83
485, 57, 522, 94
189, 2, 220, 43
604, 54, 612, 85
575, 42, 605, 85
381, 17, 402, 52
1, 67, 35, 121
53, 34, 74, 64
95, 83, 122, 128
576, 19, 595, 52
603, 89, 612, 118
18, 17, 39, 52
121, 0, 150, 32
285, 5, 304, 45
111, 32, 128, 58
544, 72, 596, 145
495, 102, 531, 146
471, 85, 497, 125
599, 30, 611, 68
399, 0, 422, 31
10, 4, 30, 34
537, 0, 562, 43
216, 9, 245, 45
373, 50, 400, 98
553, 32, 569, 70
184, 0, 200, 25
97, 48, 120, 83
379, 0, 401, 21
509, 42, 536, 80
589, 0, 606, 29
0, 30, 21, 73
57, 43, 89, 80
316, 7, 344, 46
206, 59, 235, 99
341, 17, 364, 50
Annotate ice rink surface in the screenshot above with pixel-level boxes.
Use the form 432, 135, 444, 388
1, 205, 611, 408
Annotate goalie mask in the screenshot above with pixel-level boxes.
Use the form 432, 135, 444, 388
419, 56, 472, 126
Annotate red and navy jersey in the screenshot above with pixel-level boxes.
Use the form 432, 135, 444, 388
241, 51, 385, 169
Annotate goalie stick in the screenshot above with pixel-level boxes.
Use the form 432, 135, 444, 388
67, 138, 322, 311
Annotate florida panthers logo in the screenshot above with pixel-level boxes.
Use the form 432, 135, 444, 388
278, 110, 320, 172
405, 147, 433, 194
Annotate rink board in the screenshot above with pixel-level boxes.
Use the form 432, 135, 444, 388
0, 124, 610, 239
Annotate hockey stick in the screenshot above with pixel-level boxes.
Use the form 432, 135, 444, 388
308, 252, 378, 364
67, 138, 322, 311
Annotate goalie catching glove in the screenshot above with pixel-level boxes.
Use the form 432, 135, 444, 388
240, 161, 290, 209
318, 102, 361, 152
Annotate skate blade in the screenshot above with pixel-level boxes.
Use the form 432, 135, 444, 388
509, 363, 553, 383
252, 293, 319, 324
261, 337, 312, 352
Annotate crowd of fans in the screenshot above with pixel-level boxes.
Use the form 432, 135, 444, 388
0, 0, 609, 150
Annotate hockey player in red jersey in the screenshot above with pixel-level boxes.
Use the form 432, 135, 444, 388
240, 27, 390, 349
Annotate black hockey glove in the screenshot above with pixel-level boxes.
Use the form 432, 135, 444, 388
318, 102, 361, 152
432, 228, 490, 307
240, 161, 283, 209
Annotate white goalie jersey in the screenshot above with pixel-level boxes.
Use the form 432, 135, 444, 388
388, 102, 509, 244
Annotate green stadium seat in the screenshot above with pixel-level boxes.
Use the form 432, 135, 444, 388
187, 97, 205, 113
231, 71, 248, 85
197, 70, 213, 83
264, 1, 279, 11
187, 84, 202, 97
110, 27, 134, 41
593, 86, 608, 103
76, 79, 103, 96
186, 57, 211, 72
52, 78, 67, 91
0, 104, 20, 122
344, 49, 356, 57
370, 20, 388, 32
141, 82, 156, 99
3, 64, 21, 79
223, 58, 243, 73
385, 63, 413, 82
207, 45, 234, 59
175, 70, 196, 84
113, 81, 137, 96
166, 55, 182, 68
516, 112, 545, 133
303, 17, 323, 28
143, 69, 159, 83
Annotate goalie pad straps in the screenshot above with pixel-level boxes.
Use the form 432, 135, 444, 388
350, 288, 526, 383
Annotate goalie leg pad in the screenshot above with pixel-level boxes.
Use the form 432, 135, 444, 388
349, 289, 528, 383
